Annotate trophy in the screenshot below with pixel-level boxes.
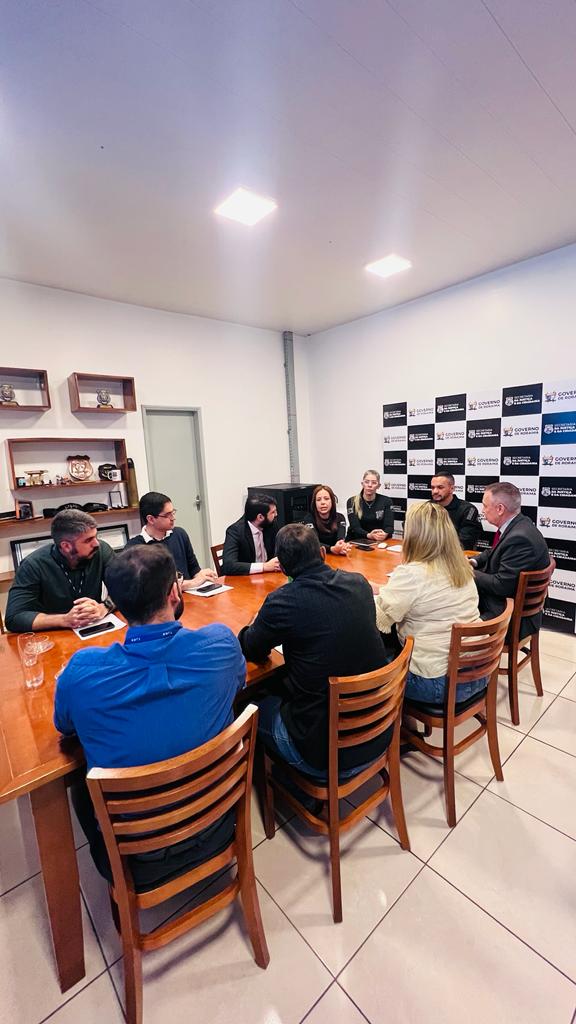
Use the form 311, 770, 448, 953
96, 387, 113, 409
0, 382, 18, 406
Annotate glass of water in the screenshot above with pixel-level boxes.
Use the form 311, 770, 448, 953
17, 633, 44, 689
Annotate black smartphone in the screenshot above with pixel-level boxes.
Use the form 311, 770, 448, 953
196, 582, 223, 594
78, 621, 115, 638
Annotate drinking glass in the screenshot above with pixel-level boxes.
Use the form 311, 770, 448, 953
17, 633, 44, 689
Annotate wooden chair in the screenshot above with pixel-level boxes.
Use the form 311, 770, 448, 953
257, 639, 413, 924
402, 600, 513, 828
499, 560, 555, 726
87, 705, 269, 1024
210, 543, 224, 575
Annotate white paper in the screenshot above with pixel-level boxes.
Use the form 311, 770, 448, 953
186, 583, 232, 597
73, 613, 126, 640
273, 644, 283, 654
377, 542, 387, 549
386, 544, 403, 552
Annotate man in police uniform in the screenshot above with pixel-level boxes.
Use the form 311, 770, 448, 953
430, 473, 482, 550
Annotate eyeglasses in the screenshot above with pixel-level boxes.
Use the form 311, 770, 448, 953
157, 509, 177, 519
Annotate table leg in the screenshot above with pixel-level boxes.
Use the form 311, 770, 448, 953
29, 778, 85, 992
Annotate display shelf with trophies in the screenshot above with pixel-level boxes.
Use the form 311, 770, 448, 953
0, 367, 51, 411
0, 437, 140, 537
6, 436, 129, 489
67, 373, 137, 413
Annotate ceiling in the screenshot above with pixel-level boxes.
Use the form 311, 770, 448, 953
2, 0, 576, 335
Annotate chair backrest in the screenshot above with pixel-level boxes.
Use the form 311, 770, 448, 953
0, 606, 4, 633
211, 543, 224, 576
511, 559, 555, 635
328, 638, 414, 783
445, 600, 513, 712
87, 705, 258, 882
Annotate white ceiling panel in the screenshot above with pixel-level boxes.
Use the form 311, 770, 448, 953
0, 0, 575, 332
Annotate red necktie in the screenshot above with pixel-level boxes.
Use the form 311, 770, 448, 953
491, 530, 501, 548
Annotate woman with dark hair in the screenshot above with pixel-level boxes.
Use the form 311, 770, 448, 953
302, 485, 351, 556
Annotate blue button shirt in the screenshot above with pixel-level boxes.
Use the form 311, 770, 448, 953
54, 620, 246, 770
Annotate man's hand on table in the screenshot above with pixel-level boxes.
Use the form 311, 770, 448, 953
62, 598, 108, 630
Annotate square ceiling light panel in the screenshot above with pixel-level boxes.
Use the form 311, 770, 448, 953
214, 187, 278, 226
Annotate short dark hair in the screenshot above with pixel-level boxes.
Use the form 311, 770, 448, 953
244, 493, 276, 522
275, 523, 322, 577
51, 509, 97, 547
105, 545, 177, 625
139, 491, 171, 525
431, 473, 455, 486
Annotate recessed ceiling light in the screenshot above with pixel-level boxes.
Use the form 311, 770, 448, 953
365, 254, 412, 278
214, 187, 277, 226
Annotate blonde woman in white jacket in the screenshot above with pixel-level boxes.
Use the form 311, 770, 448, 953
375, 501, 486, 704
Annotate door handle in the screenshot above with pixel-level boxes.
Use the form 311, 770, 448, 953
195, 494, 202, 511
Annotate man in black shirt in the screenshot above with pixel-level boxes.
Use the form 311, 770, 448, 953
430, 473, 482, 550
126, 491, 217, 589
5, 509, 114, 632
238, 524, 391, 776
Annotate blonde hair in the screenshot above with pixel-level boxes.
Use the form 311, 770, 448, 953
402, 501, 473, 588
354, 469, 381, 520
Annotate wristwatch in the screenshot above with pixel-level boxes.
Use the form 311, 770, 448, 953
103, 597, 115, 612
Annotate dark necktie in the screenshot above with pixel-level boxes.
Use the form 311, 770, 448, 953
491, 529, 501, 548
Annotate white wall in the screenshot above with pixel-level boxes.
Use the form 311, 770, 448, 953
0, 278, 293, 580
304, 243, 576, 507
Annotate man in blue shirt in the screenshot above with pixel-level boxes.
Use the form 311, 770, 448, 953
55, 543, 246, 889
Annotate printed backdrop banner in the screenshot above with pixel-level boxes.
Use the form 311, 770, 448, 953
382, 379, 576, 635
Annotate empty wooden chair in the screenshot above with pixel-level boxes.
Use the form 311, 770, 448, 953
499, 560, 555, 725
402, 600, 513, 827
87, 704, 269, 1024
257, 640, 413, 923
210, 543, 224, 575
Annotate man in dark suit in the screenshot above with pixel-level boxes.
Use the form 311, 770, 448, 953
430, 472, 482, 549
238, 523, 392, 777
222, 493, 281, 575
472, 482, 550, 637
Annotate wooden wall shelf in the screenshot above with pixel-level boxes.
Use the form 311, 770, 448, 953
6, 437, 129, 490
68, 373, 137, 413
0, 507, 140, 535
0, 367, 51, 411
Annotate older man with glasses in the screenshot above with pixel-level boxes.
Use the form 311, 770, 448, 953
126, 490, 218, 589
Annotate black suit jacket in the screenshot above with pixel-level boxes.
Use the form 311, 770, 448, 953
238, 562, 391, 771
474, 514, 550, 635
222, 517, 278, 575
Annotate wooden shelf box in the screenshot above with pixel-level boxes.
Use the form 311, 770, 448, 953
0, 367, 51, 411
68, 373, 137, 413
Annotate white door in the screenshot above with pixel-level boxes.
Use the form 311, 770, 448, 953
142, 407, 210, 567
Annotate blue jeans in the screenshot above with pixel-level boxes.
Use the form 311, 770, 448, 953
256, 694, 366, 781
405, 671, 488, 704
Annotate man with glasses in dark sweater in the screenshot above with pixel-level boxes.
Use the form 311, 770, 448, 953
126, 490, 217, 590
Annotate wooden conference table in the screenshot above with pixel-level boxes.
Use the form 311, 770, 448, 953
0, 543, 403, 992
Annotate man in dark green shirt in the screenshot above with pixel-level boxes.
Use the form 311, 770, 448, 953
5, 509, 115, 633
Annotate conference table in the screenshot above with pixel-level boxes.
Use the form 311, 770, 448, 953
0, 543, 403, 992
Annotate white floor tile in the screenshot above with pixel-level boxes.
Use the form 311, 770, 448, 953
430, 791, 576, 981
347, 752, 482, 860
427, 719, 523, 787
495, 674, 556, 732
111, 877, 331, 1024
561, 675, 576, 701
0, 873, 106, 1024
339, 868, 576, 1024
530, 697, 576, 756
488, 737, 576, 839
303, 982, 367, 1024
539, 631, 576, 664
0, 797, 40, 896
253, 815, 420, 974
42, 972, 125, 1023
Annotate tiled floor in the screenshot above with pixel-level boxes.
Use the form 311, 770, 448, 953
1, 632, 575, 1023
